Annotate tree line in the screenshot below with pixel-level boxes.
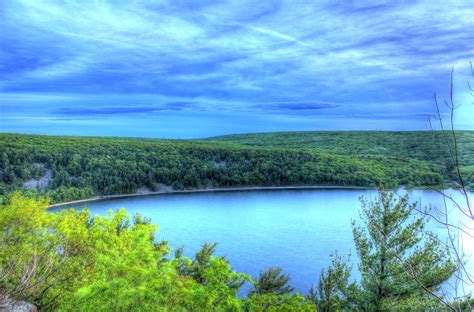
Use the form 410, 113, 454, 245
2, 132, 470, 204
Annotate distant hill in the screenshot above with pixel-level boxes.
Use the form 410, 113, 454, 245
1, 131, 473, 204
207, 131, 474, 166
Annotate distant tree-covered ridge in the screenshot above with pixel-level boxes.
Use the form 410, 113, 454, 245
1, 131, 473, 204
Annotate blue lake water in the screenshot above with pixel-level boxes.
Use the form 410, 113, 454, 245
53, 188, 474, 295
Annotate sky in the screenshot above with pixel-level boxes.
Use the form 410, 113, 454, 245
0, 0, 473, 138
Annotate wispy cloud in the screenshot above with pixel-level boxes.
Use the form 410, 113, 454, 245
53, 101, 199, 115
254, 101, 340, 112
1, 0, 473, 134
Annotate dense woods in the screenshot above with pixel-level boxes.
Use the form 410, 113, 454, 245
1, 131, 473, 204
208, 131, 474, 185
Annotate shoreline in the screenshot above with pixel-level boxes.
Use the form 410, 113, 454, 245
47, 185, 376, 208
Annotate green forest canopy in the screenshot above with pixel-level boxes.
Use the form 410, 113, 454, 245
1, 131, 473, 204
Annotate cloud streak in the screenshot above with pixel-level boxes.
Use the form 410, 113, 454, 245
1, 0, 473, 135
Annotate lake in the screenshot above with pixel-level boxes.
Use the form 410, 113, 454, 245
52, 188, 474, 296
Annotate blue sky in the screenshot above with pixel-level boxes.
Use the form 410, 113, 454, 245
0, 0, 473, 138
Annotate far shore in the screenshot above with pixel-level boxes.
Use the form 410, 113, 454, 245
47, 185, 377, 208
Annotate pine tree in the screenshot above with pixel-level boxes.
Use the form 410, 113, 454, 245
249, 267, 294, 296
352, 188, 456, 310
308, 253, 359, 311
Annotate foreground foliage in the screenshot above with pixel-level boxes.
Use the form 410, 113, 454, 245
2, 131, 473, 204
1, 191, 468, 311
314, 189, 463, 311
353, 189, 457, 310
0, 193, 313, 311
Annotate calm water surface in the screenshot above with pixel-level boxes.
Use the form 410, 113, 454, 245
54, 189, 474, 295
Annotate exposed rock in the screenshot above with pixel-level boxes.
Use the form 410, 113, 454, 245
23, 169, 52, 191
135, 187, 151, 194
155, 183, 173, 192
0, 298, 37, 312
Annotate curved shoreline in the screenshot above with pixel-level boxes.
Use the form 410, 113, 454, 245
48, 185, 376, 208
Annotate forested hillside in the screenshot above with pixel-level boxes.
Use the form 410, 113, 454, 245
208, 131, 474, 167
1, 131, 473, 204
